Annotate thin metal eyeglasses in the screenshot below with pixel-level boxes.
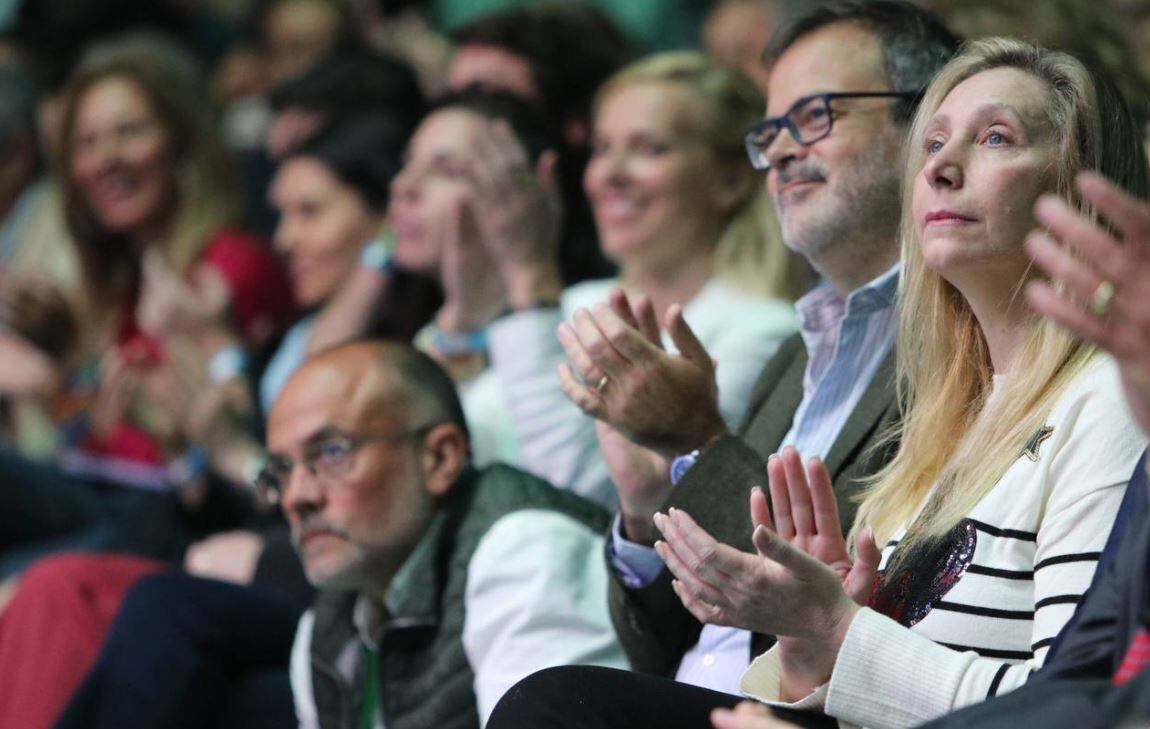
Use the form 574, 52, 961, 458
254, 424, 440, 502
743, 91, 918, 171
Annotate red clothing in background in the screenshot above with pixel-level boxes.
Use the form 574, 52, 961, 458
0, 554, 167, 729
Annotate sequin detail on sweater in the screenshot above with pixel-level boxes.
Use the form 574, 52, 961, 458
869, 519, 977, 627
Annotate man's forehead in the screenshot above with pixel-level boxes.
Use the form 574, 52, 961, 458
766, 23, 887, 114
268, 354, 398, 446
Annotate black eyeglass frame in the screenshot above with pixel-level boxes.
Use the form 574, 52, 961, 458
254, 423, 441, 502
744, 91, 918, 171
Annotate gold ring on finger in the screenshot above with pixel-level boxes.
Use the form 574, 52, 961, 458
594, 375, 609, 393
1090, 279, 1116, 317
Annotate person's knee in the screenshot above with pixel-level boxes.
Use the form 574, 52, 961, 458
489, 665, 610, 729
116, 571, 199, 626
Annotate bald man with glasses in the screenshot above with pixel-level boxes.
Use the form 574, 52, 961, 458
53, 340, 626, 729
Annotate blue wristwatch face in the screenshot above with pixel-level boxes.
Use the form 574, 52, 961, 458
669, 451, 699, 485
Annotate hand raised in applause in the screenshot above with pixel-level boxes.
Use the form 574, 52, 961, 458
583, 291, 674, 543
653, 447, 879, 698
766, 447, 879, 605
89, 348, 141, 440
436, 119, 563, 336
468, 119, 564, 309
557, 289, 727, 460
143, 337, 251, 449
436, 120, 564, 332
136, 248, 230, 344
763, 447, 880, 698
1025, 172, 1150, 434
433, 188, 507, 335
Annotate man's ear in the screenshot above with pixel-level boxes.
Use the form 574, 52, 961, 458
420, 423, 469, 498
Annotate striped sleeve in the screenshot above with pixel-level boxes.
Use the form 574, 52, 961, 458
738, 359, 1144, 728
814, 363, 1140, 729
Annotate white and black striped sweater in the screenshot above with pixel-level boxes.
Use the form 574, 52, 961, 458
742, 355, 1147, 729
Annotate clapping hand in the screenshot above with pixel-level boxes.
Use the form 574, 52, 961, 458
1025, 172, 1150, 433
89, 348, 141, 440
435, 120, 563, 332
136, 249, 230, 344
557, 289, 726, 459
651, 497, 860, 642
434, 189, 507, 334
765, 447, 879, 605
653, 447, 879, 697
467, 119, 563, 306
584, 291, 675, 543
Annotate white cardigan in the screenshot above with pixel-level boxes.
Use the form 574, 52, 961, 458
740, 355, 1146, 729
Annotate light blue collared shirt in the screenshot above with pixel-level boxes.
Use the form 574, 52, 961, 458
609, 264, 900, 695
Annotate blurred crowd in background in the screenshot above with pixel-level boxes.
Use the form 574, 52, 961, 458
0, 1, 1148, 727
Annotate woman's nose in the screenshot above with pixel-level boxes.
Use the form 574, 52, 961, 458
924, 143, 964, 190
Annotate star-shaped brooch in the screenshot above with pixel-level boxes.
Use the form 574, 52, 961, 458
1022, 426, 1055, 462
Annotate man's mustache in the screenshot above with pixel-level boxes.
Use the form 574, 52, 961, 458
292, 519, 352, 548
776, 165, 827, 187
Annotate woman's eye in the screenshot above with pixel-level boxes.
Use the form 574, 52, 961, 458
925, 138, 944, 154
986, 131, 1006, 145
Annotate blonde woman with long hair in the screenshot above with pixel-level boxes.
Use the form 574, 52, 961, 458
420, 52, 808, 508
653, 38, 1148, 729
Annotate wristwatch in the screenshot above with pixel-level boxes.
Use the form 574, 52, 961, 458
669, 450, 700, 486
668, 431, 727, 485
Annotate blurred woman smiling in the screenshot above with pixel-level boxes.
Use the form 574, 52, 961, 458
429, 53, 807, 508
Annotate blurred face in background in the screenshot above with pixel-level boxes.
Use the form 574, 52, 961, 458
584, 80, 735, 275
271, 155, 384, 308
388, 107, 489, 277
703, 0, 775, 92
264, 0, 342, 87
69, 75, 177, 240
447, 44, 539, 101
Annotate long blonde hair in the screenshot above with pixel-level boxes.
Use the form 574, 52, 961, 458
854, 38, 1148, 550
58, 34, 239, 310
594, 51, 809, 301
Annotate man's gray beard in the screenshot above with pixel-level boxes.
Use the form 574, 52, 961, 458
779, 141, 903, 264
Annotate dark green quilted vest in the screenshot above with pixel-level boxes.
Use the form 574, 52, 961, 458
307, 463, 610, 729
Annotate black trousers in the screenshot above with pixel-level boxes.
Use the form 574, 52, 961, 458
55, 572, 302, 729
488, 665, 836, 729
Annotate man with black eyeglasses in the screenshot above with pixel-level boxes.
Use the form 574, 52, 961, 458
267, 340, 625, 729
487, 2, 960, 727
